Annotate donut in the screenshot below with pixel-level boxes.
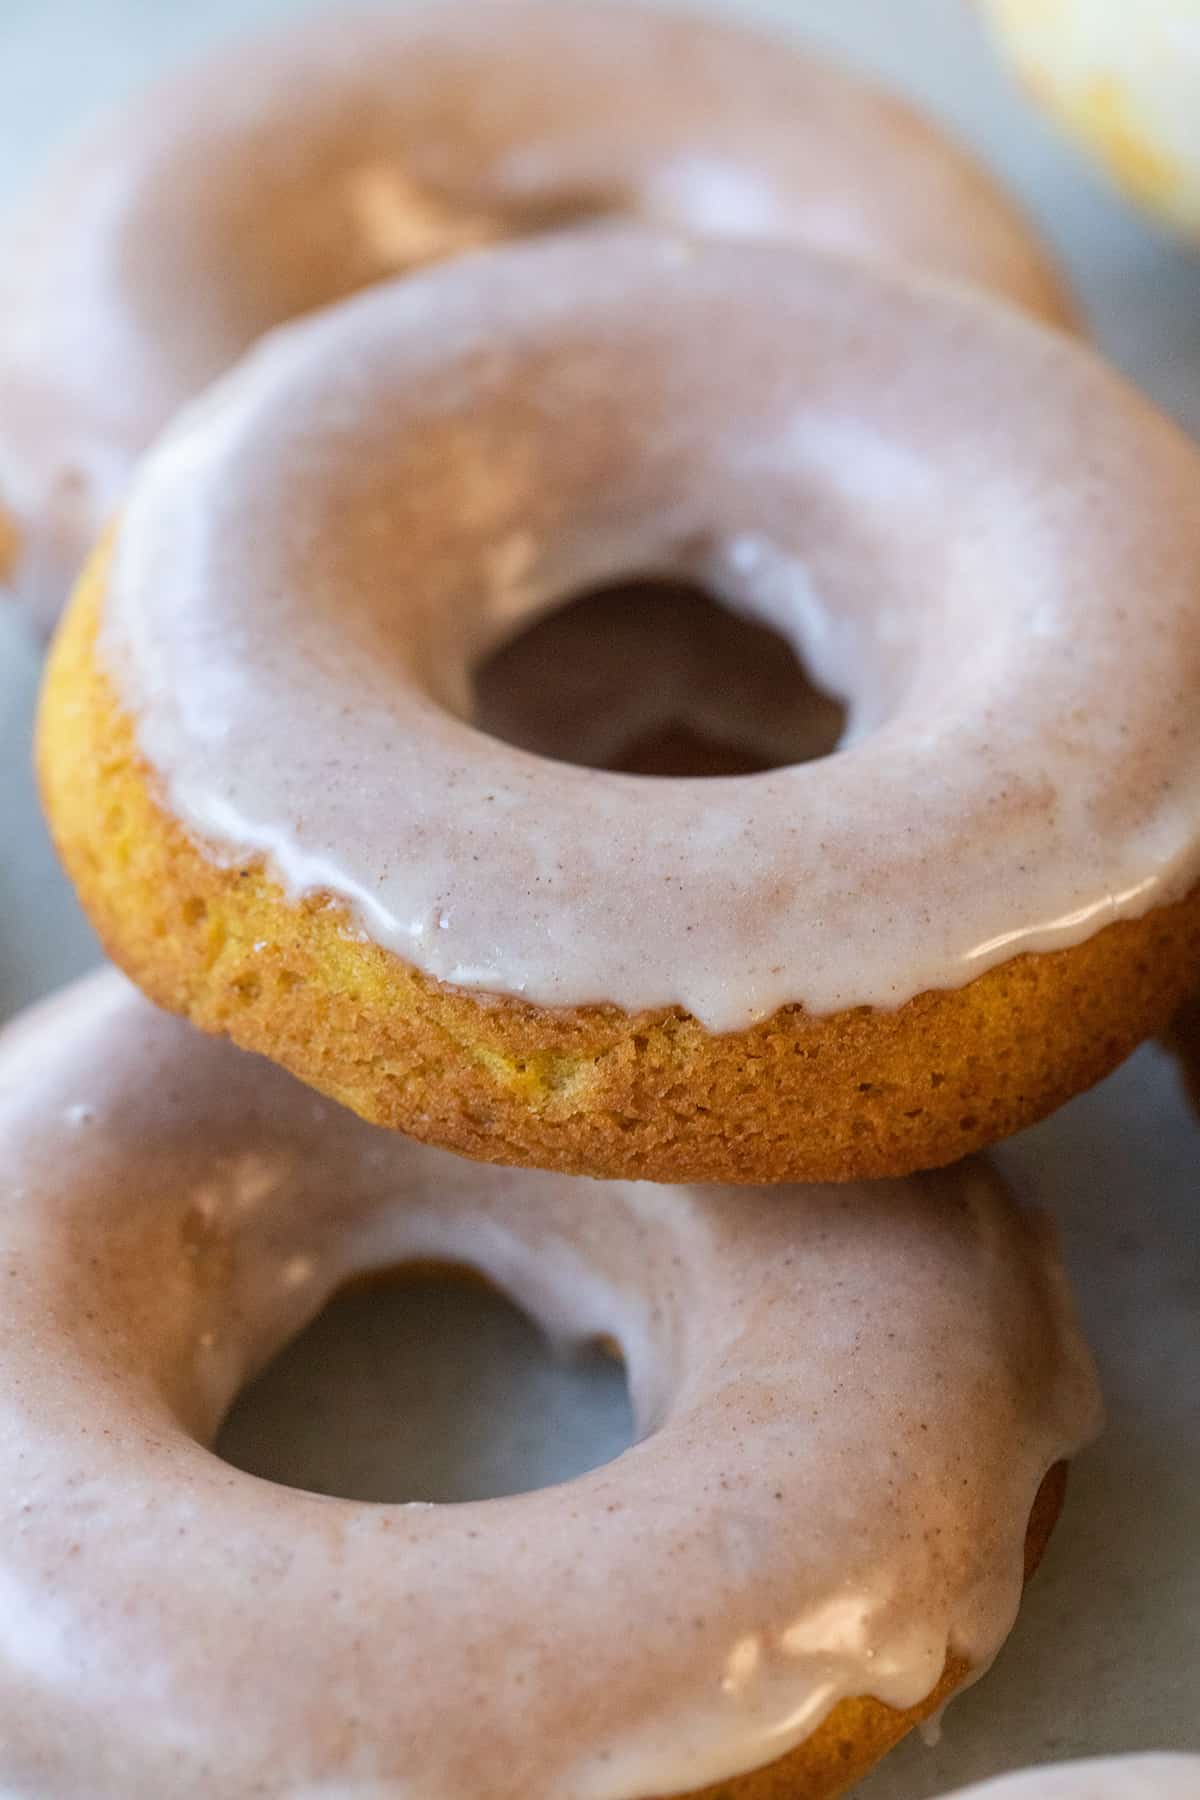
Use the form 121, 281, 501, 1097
937, 1757, 1200, 1800
979, 0, 1200, 237
472, 583, 851, 780
39, 231, 1200, 1184
0, 969, 1100, 1800
0, 0, 1079, 636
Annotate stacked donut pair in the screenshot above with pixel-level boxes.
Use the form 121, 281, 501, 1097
3, 6, 1200, 1797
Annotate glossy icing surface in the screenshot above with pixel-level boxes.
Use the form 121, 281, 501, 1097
102, 231, 1200, 1031
0, 970, 1100, 1799
937, 1755, 1200, 1800
0, 0, 1076, 633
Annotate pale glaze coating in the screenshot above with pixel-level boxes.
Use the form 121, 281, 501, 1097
0, 971, 1100, 1800
0, 0, 1078, 634
101, 231, 1200, 1032
938, 1756, 1200, 1800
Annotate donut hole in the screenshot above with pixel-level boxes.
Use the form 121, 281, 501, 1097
215, 1265, 634, 1503
472, 578, 847, 776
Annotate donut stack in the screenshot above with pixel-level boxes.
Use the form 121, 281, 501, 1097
2, 6, 1199, 1797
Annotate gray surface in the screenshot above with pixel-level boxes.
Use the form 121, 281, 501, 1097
217, 1276, 635, 1505
1, 0, 1198, 1793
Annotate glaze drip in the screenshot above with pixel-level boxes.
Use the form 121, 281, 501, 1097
0, 971, 1100, 1798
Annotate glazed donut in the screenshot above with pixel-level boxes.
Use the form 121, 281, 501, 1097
40, 231, 1200, 1184
980, 0, 1200, 238
0, 969, 1099, 1800
0, 0, 1079, 635
938, 1757, 1200, 1800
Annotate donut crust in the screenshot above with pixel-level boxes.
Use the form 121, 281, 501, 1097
39, 550, 1200, 1185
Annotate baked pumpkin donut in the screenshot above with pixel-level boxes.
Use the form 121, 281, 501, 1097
39, 233, 1200, 1184
0, 0, 1079, 634
980, 0, 1200, 238
0, 970, 1099, 1799
938, 1757, 1200, 1800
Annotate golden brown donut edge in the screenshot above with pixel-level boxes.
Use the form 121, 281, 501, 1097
38, 546, 1200, 1185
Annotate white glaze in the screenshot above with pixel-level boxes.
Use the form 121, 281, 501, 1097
102, 231, 1200, 1031
0, 0, 1077, 634
0, 970, 1100, 1799
937, 1755, 1200, 1800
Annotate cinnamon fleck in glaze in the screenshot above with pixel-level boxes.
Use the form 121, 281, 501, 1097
0, 0, 1077, 633
99, 231, 1200, 1032
0, 972, 1100, 1799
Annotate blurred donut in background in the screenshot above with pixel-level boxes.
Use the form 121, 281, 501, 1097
0, 0, 1079, 638
979, 0, 1200, 238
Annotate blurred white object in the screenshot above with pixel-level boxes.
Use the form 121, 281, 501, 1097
981, 0, 1200, 238
937, 1755, 1200, 1798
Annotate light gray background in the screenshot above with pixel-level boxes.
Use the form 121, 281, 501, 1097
1, 2, 1198, 1794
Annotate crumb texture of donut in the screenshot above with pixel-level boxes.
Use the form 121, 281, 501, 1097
40, 557, 1200, 1184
